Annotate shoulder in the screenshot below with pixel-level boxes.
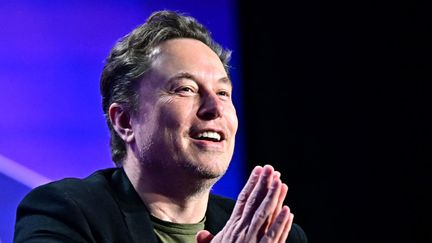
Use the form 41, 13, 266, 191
39, 167, 116, 192
208, 193, 236, 211
206, 193, 236, 221
19, 168, 115, 206
17, 167, 121, 219
14, 168, 126, 242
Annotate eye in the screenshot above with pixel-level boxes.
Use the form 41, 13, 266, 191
174, 86, 197, 96
178, 87, 194, 92
217, 90, 231, 98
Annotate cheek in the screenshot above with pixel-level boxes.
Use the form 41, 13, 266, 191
159, 102, 195, 131
227, 106, 239, 133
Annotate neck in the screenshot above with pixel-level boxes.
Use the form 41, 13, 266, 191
123, 157, 217, 223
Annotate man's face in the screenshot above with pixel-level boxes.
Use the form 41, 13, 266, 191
131, 38, 238, 179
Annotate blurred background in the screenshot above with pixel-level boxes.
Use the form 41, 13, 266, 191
1, 1, 431, 242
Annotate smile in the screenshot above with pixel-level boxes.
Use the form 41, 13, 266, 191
190, 129, 225, 142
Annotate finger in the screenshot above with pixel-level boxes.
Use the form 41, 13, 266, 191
247, 175, 282, 238
277, 183, 288, 215
261, 176, 285, 238
271, 183, 288, 226
260, 206, 290, 243
262, 172, 281, 233
279, 211, 294, 243
266, 174, 286, 231
241, 165, 274, 222
230, 165, 263, 220
195, 230, 214, 243
224, 166, 264, 238
237, 164, 274, 235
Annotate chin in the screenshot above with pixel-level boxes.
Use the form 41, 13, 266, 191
195, 167, 225, 179
184, 159, 228, 180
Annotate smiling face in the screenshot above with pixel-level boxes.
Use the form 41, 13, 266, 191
130, 38, 238, 180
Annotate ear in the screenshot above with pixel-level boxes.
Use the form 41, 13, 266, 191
108, 103, 135, 143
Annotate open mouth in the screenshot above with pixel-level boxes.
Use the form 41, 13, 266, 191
191, 130, 225, 142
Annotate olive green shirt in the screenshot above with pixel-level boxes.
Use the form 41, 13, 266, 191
151, 215, 206, 243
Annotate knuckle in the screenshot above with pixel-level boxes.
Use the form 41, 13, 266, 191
267, 230, 276, 240
237, 191, 248, 203
267, 229, 277, 239
248, 195, 257, 206
260, 229, 277, 243
256, 209, 269, 220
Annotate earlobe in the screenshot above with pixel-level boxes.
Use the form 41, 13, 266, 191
108, 103, 134, 143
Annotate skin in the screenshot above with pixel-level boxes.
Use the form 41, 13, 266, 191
109, 38, 293, 241
196, 165, 293, 243
132, 38, 238, 182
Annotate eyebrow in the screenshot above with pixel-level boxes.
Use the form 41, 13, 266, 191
167, 72, 232, 85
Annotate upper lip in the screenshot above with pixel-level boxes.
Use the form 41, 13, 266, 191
189, 127, 226, 141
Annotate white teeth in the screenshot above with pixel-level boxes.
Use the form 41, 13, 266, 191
197, 131, 221, 141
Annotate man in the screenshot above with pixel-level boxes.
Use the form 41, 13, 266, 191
14, 10, 308, 243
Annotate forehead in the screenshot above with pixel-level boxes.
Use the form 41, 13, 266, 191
148, 38, 229, 83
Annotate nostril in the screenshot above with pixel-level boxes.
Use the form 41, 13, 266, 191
200, 112, 218, 120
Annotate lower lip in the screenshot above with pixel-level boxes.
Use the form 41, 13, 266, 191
191, 139, 225, 150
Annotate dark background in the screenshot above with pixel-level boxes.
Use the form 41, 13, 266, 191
239, 1, 431, 242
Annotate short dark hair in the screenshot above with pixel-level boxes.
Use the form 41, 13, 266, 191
100, 10, 232, 166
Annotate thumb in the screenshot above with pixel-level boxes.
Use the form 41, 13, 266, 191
196, 230, 214, 243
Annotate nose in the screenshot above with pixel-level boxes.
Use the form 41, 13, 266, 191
197, 92, 224, 120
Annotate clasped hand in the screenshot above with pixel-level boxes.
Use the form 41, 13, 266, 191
196, 165, 294, 243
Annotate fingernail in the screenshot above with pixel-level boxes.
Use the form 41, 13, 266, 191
263, 165, 273, 176
251, 166, 263, 177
